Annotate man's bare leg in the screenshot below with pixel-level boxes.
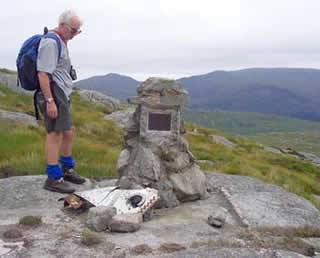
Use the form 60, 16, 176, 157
60, 126, 75, 156
46, 132, 61, 165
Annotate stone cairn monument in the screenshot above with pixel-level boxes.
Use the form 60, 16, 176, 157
116, 77, 209, 208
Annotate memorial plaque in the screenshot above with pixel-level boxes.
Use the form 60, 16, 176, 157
148, 113, 171, 131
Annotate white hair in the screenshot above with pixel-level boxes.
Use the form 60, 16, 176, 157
58, 9, 83, 26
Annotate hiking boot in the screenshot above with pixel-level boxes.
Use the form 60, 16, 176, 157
62, 167, 86, 184
43, 178, 75, 193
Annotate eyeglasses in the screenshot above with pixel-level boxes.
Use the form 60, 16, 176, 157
65, 23, 82, 35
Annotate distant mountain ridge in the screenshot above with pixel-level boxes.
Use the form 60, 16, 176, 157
75, 68, 320, 121
74, 73, 140, 101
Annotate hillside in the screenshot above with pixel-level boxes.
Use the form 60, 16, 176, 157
179, 68, 320, 121
184, 110, 320, 136
74, 73, 140, 100
75, 68, 320, 122
0, 80, 320, 211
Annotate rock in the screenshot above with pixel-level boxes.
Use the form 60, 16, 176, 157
298, 152, 320, 165
264, 146, 282, 154
87, 206, 117, 232
131, 145, 161, 182
0, 109, 37, 126
152, 180, 180, 208
109, 213, 143, 233
196, 160, 214, 166
117, 149, 130, 177
136, 77, 186, 97
116, 176, 144, 190
0, 72, 32, 96
104, 109, 136, 130
206, 172, 320, 228
1, 175, 320, 257
210, 135, 236, 149
169, 164, 209, 202
78, 89, 120, 111
208, 207, 228, 228
0, 175, 93, 225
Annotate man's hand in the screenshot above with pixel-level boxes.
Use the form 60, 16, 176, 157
46, 102, 58, 119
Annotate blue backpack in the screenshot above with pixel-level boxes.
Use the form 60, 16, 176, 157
16, 28, 62, 119
16, 28, 62, 91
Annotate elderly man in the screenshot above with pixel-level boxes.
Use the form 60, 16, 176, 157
37, 9, 85, 193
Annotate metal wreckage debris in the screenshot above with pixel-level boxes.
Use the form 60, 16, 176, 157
61, 186, 159, 215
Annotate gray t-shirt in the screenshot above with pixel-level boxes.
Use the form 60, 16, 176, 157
37, 34, 73, 99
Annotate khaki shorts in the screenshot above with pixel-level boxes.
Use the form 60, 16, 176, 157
36, 82, 72, 133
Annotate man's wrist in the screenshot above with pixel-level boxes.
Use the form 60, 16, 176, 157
46, 97, 54, 104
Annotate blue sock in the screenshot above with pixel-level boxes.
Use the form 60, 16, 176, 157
59, 156, 75, 169
46, 164, 62, 179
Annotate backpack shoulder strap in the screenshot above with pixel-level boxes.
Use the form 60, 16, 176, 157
43, 33, 62, 61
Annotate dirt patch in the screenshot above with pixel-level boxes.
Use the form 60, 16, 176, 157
158, 242, 186, 253
0, 167, 18, 178
130, 244, 153, 256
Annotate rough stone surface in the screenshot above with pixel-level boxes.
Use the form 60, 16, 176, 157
208, 207, 228, 228
0, 174, 320, 257
78, 89, 120, 111
0, 72, 32, 96
210, 135, 236, 149
87, 206, 117, 232
152, 180, 180, 208
169, 164, 209, 202
206, 171, 320, 229
0, 175, 93, 225
196, 159, 214, 166
136, 77, 186, 97
298, 151, 320, 165
264, 146, 282, 154
109, 213, 142, 233
0, 109, 37, 126
117, 149, 131, 177
104, 109, 136, 130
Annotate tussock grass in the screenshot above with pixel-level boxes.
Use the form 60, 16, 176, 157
80, 230, 103, 246
3, 228, 23, 239
19, 216, 42, 226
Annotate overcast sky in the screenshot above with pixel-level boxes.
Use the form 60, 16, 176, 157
1, 0, 320, 81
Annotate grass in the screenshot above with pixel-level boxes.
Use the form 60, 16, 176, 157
80, 230, 103, 246
0, 68, 16, 74
0, 84, 123, 179
184, 109, 320, 136
19, 216, 42, 226
250, 131, 320, 156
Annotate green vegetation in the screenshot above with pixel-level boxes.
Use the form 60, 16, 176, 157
250, 131, 320, 156
0, 82, 320, 211
3, 228, 23, 239
0, 84, 123, 179
184, 110, 320, 135
81, 230, 103, 246
0, 68, 16, 74
19, 216, 42, 226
